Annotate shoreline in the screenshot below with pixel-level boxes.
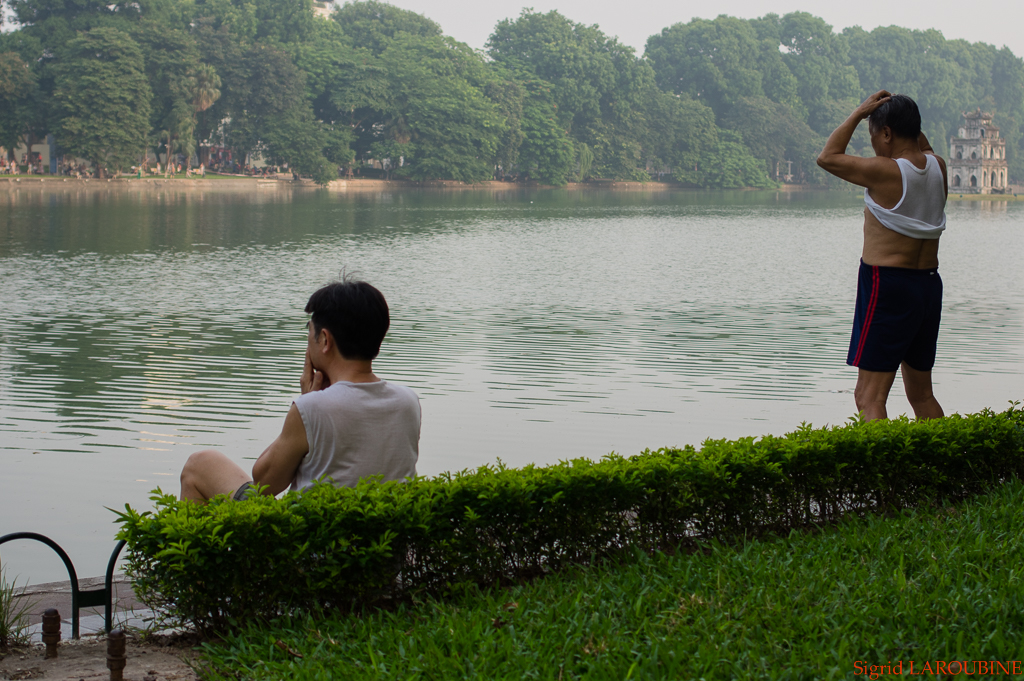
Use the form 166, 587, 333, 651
0, 175, 1018, 200
0, 175, 819, 193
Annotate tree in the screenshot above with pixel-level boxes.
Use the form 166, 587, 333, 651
164, 97, 195, 175
489, 10, 618, 134
843, 26, 969, 157
516, 77, 574, 184
776, 12, 860, 133
641, 89, 718, 183
228, 43, 304, 161
6, 0, 134, 47
53, 27, 152, 176
250, 0, 317, 45
132, 21, 201, 173
190, 63, 221, 113
0, 51, 33, 100
574, 142, 593, 181
290, 17, 378, 171
190, 14, 248, 152
180, 0, 317, 45
991, 47, 1024, 179
488, 10, 653, 180
720, 96, 822, 182
333, 0, 441, 55
0, 51, 38, 160
187, 63, 222, 167
375, 35, 504, 182
747, 14, 802, 113
5, 0, 1022, 186
645, 16, 767, 117
688, 130, 775, 189
484, 76, 525, 179
223, 42, 338, 183
368, 138, 407, 179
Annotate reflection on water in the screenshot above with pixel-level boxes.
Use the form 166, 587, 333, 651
1, 187, 1022, 581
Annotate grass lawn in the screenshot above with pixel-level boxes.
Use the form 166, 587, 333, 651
197, 480, 1024, 679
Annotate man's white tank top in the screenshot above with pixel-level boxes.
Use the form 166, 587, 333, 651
864, 155, 947, 239
291, 380, 420, 492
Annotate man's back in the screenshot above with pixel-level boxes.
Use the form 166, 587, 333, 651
861, 152, 946, 269
292, 380, 420, 492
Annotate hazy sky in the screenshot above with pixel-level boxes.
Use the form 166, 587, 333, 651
370, 0, 1023, 59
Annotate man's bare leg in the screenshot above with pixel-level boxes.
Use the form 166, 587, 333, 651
901, 362, 944, 419
180, 449, 251, 502
854, 368, 898, 421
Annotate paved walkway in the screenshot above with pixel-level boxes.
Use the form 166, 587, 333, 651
13, 576, 152, 641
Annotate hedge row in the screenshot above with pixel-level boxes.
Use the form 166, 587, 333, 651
116, 406, 1024, 633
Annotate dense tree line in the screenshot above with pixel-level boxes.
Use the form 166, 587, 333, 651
0, 0, 1022, 185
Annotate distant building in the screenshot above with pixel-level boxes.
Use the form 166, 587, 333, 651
312, 2, 335, 19
948, 109, 1009, 194
2, 135, 58, 173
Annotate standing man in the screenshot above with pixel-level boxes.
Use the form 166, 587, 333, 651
179, 279, 421, 501
817, 91, 946, 421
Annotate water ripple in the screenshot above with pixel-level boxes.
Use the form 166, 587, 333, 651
1, 190, 1022, 581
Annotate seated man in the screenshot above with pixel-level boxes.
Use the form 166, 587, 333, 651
817, 91, 946, 421
179, 279, 421, 501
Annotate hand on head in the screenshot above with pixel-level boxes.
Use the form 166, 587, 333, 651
856, 90, 892, 120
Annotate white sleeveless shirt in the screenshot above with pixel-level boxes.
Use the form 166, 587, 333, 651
864, 155, 947, 239
291, 380, 420, 492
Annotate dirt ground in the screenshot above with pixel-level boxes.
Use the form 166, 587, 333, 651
0, 636, 198, 681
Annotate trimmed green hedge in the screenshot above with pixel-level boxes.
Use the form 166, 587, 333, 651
116, 406, 1024, 633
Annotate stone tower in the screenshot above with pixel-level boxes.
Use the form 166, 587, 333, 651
948, 110, 1009, 194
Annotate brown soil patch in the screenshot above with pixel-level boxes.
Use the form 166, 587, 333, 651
0, 636, 197, 681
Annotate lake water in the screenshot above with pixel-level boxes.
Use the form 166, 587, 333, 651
1, 186, 1022, 583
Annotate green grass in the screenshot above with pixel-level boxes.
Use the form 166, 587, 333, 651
0, 565, 33, 651
197, 480, 1024, 680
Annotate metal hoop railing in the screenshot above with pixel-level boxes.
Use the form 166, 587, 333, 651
0, 533, 127, 639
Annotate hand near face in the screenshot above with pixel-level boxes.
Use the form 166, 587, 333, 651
301, 349, 329, 394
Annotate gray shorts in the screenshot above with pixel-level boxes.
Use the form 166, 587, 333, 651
232, 481, 255, 501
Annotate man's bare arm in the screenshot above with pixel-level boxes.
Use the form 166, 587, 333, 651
251, 404, 309, 495
917, 132, 949, 197
918, 132, 935, 155
249, 348, 328, 496
817, 90, 898, 188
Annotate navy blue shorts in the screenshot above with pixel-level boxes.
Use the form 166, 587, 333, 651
847, 261, 942, 373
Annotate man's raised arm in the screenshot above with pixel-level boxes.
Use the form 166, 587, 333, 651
917, 131, 949, 197
817, 90, 896, 188
918, 132, 935, 155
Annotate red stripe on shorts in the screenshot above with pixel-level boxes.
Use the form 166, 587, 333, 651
852, 265, 880, 367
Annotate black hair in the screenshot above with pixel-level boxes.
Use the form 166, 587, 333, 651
868, 94, 922, 140
305, 279, 390, 361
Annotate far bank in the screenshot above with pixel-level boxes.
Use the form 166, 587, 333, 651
2, 175, 1020, 201
0, 175, 823, 193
